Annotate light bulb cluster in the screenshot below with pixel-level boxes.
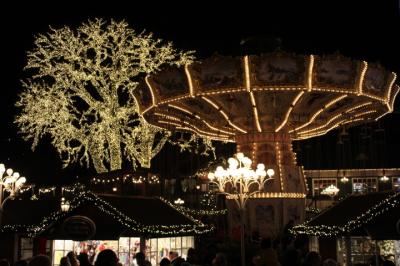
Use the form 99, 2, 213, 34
1, 163, 27, 203
207, 153, 274, 209
320, 184, 340, 198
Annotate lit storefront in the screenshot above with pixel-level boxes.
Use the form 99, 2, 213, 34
51, 236, 194, 266
0, 191, 210, 265
291, 191, 400, 265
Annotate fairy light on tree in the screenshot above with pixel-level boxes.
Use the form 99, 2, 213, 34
207, 152, 274, 266
15, 18, 194, 173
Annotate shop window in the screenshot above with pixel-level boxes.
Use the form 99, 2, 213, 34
51, 237, 193, 266
312, 178, 337, 196
147, 236, 194, 266
392, 177, 400, 191
53, 240, 74, 266
20, 238, 33, 260
352, 178, 377, 193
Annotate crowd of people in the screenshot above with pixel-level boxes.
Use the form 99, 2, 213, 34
0, 236, 396, 266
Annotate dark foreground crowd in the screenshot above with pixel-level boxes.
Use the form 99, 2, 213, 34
0, 237, 396, 266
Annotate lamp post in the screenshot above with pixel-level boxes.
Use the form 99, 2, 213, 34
0, 163, 27, 209
207, 152, 274, 266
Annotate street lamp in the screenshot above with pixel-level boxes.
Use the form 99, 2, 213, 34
207, 152, 274, 266
1, 163, 27, 209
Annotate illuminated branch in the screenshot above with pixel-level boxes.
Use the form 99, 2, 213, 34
15, 19, 195, 173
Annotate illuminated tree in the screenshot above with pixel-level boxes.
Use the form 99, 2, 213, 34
15, 19, 194, 173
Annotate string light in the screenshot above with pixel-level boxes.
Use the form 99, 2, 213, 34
291, 192, 400, 236
0, 191, 213, 236
15, 18, 194, 173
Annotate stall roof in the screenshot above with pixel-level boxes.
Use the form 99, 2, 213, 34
291, 191, 400, 239
0, 191, 212, 239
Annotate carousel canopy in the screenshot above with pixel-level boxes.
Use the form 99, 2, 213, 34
134, 53, 399, 141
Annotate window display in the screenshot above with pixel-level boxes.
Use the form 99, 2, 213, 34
312, 178, 337, 196
51, 236, 193, 266
352, 178, 377, 193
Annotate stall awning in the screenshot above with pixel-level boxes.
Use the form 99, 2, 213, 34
291, 191, 400, 239
0, 191, 212, 239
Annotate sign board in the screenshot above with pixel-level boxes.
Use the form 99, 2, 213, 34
62, 215, 96, 241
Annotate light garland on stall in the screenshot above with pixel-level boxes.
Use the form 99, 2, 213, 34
0, 191, 213, 236
38, 187, 56, 194
160, 197, 227, 216
291, 192, 400, 236
91, 174, 160, 185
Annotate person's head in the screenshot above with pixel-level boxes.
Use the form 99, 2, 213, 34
159, 258, 170, 266
168, 251, 178, 261
212, 252, 227, 266
323, 258, 338, 266
60, 257, 72, 266
0, 259, 10, 266
95, 249, 118, 266
135, 252, 145, 263
28, 255, 51, 266
78, 253, 90, 264
304, 251, 321, 266
187, 248, 196, 258
67, 252, 78, 266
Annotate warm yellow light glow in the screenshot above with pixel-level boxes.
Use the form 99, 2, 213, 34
226, 192, 306, 199
307, 55, 314, 91
208, 152, 274, 208
358, 61, 368, 95
275, 91, 304, 132
290, 95, 347, 133
389, 85, 400, 112
168, 104, 235, 135
244, 56, 262, 132
201, 96, 247, 133
15, 19, 194, 173
386, 73, 397, 103
184, 64, 195, 97
275, 142, 284, 192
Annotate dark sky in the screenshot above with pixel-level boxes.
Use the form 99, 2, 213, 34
1, 1, 399, 184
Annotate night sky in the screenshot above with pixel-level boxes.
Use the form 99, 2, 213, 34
1, 1, 399, 185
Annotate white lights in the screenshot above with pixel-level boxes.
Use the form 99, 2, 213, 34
207, 153, 274, 206
16, 19, 194, 173
340, 176, 349, 183
380, 170, 389, 182
61, 197, 70, 212
380, 175, 389, 182
208, 153, 274, 266
174, 198, 185, 205
321, 185, 339, 198
1, 163, 27, 208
